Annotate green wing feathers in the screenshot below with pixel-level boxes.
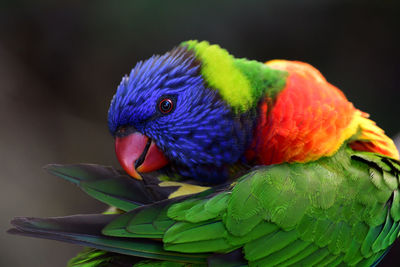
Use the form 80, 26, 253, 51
44, 164, 198, 211
10, 148, 400, 266
104, 148, 400, 266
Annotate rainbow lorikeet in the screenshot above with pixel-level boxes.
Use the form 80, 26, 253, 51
9, 41, 400, 266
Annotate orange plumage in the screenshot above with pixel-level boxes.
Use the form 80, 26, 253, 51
246, 60, 398, 165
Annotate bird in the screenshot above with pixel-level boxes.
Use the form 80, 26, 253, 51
9, 40, 400, 266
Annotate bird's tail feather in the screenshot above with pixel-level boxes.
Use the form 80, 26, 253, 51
8, 214, 209, 264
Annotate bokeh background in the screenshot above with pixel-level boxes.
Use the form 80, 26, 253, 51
1, 1, 399, 266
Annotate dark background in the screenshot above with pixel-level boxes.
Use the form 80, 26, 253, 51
1, 1, 399, 266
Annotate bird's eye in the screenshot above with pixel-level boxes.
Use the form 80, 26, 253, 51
158, 97, 174, 114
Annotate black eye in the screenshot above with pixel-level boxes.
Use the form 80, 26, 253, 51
158, 98, 174, 114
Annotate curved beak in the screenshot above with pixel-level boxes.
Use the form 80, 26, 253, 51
115, 132, 169, 179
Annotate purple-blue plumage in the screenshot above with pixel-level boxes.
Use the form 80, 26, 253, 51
108, 47, 254, 183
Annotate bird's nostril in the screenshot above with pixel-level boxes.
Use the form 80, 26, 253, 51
119, 127, 126, 134
116, 126, 137, 137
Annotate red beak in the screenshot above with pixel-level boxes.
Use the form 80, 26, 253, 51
115, 132, 169, 179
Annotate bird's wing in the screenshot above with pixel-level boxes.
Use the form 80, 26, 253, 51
103, 148, 400, 266
44, 164, 210, 211
8, 164, 218, 265
9, 148, 400, 266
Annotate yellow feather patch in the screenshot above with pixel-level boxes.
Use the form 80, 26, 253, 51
350, 112, 399, 159
181, 40, 253, 112
319, 110, 399, 160
158, 181, 210, 199
329, 110, 364, 155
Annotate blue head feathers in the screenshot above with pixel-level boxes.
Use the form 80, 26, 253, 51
108, 47, 253, 183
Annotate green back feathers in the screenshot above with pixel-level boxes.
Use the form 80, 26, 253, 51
102, 147, 400, 266
180, 40, 287, 113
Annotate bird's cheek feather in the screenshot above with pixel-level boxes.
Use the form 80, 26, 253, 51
115, 132, 169, 180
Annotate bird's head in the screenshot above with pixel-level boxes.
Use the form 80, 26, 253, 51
108, 41, 259, 183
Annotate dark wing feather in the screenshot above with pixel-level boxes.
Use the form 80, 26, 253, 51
44, 164, 181, 211
8, 214, 209, 264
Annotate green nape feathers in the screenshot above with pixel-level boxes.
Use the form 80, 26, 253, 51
181, 40, 287, 112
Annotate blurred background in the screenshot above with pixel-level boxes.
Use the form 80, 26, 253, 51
1, 1, 399, 266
